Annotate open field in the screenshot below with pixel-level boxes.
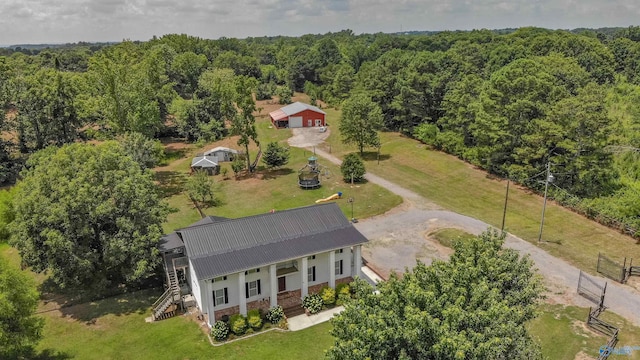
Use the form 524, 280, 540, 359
318, 109, 640, 276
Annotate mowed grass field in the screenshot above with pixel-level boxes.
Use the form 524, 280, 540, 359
318, 108, 640, 275
159, 101, 402, 232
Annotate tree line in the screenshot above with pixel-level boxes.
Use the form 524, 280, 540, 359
2, 27, 640, 232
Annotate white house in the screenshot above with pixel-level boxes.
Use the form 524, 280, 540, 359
156, 203, 366, 326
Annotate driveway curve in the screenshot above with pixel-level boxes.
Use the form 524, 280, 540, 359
301, 144, 640, 326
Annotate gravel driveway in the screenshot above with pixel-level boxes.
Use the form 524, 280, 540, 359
290, 140, 640, 326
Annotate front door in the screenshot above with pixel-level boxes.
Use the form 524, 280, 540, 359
307, 119, 312, 127
278, 276, 286, 292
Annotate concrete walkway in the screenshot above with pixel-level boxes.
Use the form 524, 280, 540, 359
288, 305, 344, 331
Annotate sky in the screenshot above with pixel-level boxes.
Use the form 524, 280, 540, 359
0, 0, 639, 45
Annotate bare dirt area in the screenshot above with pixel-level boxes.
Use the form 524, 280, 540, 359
287, 127, 331, 148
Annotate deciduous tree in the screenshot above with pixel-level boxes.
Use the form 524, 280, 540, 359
0, 260, 43, 358
340, 153, 365, 183
328, 230, 544, 360
10, 143, 168, 290
339, 93, 383, 154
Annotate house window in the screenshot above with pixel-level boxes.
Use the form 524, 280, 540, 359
307, 255, 316, 260
245, 268, 260, 275
335, 249, 343, 254
335, 260, 343, 276
213, 276, 227, 282
278, 276, 286, 292
213, 288, 228, 306
308, 266, 316, 282
245, 280, 261, 298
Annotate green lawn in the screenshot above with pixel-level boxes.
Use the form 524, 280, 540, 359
529, 304, 640, 360
159, 118, 402, 232
319, 109, 640, 275
34, 288, 333, 360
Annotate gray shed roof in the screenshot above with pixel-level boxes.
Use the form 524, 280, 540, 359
180, 203, 368, 281
204, 147, 239, 156
191, 155, 219, 168
279, 102, 326, 116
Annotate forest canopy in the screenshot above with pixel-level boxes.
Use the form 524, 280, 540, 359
2, 27, 640, 235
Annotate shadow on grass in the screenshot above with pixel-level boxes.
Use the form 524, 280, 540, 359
261, 168, 294, 180
155, 171, 187, 197
20, 348, 72, 360
158, 148, 190, 166
55, 288, 161, 323
360, 151, 391, 162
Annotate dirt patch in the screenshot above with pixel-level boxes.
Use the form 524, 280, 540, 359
573, 351, 595, 360
288, 127, 331, 148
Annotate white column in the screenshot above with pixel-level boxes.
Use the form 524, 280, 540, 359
301, 257, 308, 298
270, 264, 277, 308
329, 250, 336, 288
238, 271, 247, 316
354, 245, 362, 278
206, 279, 214, 327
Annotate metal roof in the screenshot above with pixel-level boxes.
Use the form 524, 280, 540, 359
191, 156, 219, 167
159, 232, 184, 252
179, 203, 368, 281
159, 216, 230, 252
268, 102, 326, 121
204, 147, 239, 156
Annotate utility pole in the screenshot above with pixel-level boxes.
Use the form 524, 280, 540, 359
538, 161, 553, 242
501, 179, 510, 233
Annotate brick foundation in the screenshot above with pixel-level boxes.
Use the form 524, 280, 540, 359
308, 282, 329, 294
336, 276, 353, 285
247, 298, 271, 314
213, 305, 239, 322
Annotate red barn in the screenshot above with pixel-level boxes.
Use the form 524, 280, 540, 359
269, 102, 326, 129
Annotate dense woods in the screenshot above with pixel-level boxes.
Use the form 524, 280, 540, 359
2, 27, 640, 235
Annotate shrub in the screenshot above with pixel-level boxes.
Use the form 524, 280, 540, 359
336, 283, 350, 296
247, 309, 263, 330
231, 158, 246, 177
229, 314, 247, 335
321, 287, 336, 306
335, 283, 351, 306
211, 320, 229, 341
266, 305, 284, 324
302, 293, 323, 314
340, 153, 366, 183
412, 123, 440, 147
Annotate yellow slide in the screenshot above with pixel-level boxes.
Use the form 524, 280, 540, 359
315, 192, 342, 203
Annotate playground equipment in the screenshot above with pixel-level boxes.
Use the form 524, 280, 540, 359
298, 156, 327, 189
315, 192, 342, 204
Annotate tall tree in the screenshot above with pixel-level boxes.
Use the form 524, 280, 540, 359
88, 42, 168, 137
14, 68, 82, 152
328, 230, 544, 360
0, 260, 44, 358
232, 76, 259, 171
339, 93, 383, 154
10, 143, 168, 290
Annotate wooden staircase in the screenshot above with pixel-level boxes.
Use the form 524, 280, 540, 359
151, 255, 183, 321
